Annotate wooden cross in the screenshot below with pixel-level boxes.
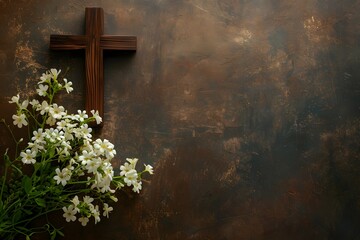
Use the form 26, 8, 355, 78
50, 7, 137, 126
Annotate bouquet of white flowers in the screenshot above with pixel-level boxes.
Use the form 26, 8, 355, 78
0, 69, 153, 240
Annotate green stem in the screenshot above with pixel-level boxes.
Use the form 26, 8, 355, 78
0, 163, 8, 200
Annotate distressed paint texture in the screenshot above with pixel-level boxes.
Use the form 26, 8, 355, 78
1, 0, 360, 239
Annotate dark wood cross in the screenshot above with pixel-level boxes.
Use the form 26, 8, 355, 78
50, 7, 136, 126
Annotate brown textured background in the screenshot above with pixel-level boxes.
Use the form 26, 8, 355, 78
1, 0, 360, 239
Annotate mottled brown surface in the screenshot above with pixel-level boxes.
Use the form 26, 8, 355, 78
1, 0, 360, 239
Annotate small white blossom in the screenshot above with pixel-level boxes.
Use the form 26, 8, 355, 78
78, 124, 92, 139
94, 139, 116, 159
71, 195, 80, 208
36, 84, 48, 96
85, 157, 101, 174
53, 168, 71, 186
49, 104, 66, 119
12, 113, 28, 128
144, 164, 154, 175
46, 115, 56, 126
37, 100, 49, 115
78, 216, 89, 226
39, 72, 51, 83
31, 128, 44, 143
103, 203, 113, 218
91, 205, 101, 224
62, 205, 77, 222
83, 196, 94, 205
9, 94, 19, 104
90, 110, 102, 125
50, 68, 61, 80
19, 100, 29, 110
127, 158, 138, 167
120, 158, 138, 176
78, 150, 95, 165
75, 110, 88, 122
124, 169, 138, 187
132, 180, 142, 193
27, 142, 44, 152
20, 149, 37, 164
63, 78, 73, 93
30, 99, 40, 107
92, 173, 113, 193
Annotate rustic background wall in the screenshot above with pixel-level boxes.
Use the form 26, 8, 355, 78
1, 0, 360, 239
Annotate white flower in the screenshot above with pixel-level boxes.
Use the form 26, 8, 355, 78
30, 99, 40, 107
91, 205, 101, 224
78, 124, 92, 139
50, 68, 61, 80
37, 100, 49, 115
144, 164, 154, 175
78, 216, 89, 226
28, 141, 44, 152
127, 158, 138, 167
62, 205, 77, 222
12, 113, 28, 128
9, 94, 19, 104
103, 162, 114, 180
90, 110, 102, 125
71, 195, 80, 211
36, 84, 48, 96
120, 162, 132, 176
45, 128, 64, 143
19, 100, 29, 110
49, 103, 66, 119
63, 78, 73, 93
92, 173, 113, 193
85, 157, 101, 174
53, 168, 71, 186
31, 128, 44, 143
124, 169, 138, 186
39, 72, 51, 83
93, 139, 116, 158
83, 195, 94, 205
78, 150, 95, 165
56, 119, 68, 130
75, 110, 88, 122
120, 158, 138, 176
102, 203, 113, 218
63, 128, 75, 141
20, 149, 36, 164
46, 116, 56, 126
132, 180, 142, 193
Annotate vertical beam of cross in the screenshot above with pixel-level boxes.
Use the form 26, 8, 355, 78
50, 7, 137, 127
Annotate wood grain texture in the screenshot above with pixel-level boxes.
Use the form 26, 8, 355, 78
1, 1, 360, 240
50, 7, 137, 126
100, 36, 137, 50
50, 35, 87, 50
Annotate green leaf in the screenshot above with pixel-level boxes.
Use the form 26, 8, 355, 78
49, 148, 55, 159
34, 162, 41, 172
3, 150, 11, 167
50, 230, 57, 240
50, 234, 56, 240
22, 176, 32, 194
22, 208, 32, 215
35, 198, 46, 207
57, 230, 64, 237
26, 235, 31, 240
12, 210, 22, 223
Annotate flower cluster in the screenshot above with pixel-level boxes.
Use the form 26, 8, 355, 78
0, 69, 153, 240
